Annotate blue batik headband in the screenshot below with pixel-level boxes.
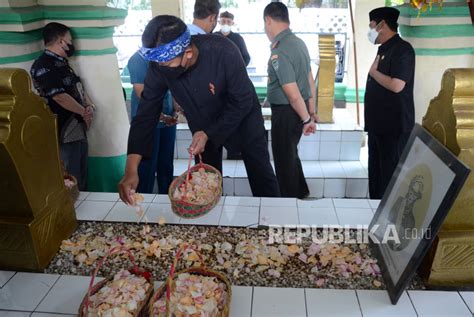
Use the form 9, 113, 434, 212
139, 28, 191, 63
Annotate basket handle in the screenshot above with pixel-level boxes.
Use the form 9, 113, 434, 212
185, 153, 203, 185
165, 243, 206, 316
83, 246, 137, 316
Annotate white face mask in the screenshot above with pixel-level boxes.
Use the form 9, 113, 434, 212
367, 23, 381, 44
221, 24, 231, 33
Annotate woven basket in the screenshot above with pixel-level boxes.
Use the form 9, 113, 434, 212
168, 154, 222, 219
149, 244, 232, 317
78, 246, 154, 317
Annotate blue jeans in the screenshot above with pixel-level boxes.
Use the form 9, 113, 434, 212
137, 125, 176, 194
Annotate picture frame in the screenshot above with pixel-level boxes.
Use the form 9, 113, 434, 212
369, 124, 470, 305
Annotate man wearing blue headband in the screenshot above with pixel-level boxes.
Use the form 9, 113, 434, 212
119, 15, 281, 203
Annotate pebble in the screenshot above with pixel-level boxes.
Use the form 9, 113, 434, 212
44, 221, 428, 290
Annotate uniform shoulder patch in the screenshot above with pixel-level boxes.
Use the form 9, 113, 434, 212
271, 54, 278, 60
271, 58, 279, 71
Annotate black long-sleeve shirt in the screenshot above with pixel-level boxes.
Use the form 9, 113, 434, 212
216, 31, 251, 66
128, 34, 263, 158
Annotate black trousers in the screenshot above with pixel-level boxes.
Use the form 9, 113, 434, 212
368, 132, 411, 199
271, 106, 309, 199
196, 115, 281, 198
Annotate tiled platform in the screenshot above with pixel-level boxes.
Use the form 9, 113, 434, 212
175, 108, 364, 161
173, 159, 369, 198
1, 273, 473, 316
74, 192, 380, 228
2, 194, 474, 316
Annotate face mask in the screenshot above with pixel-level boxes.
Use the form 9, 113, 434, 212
64, 42, 75, 57
221, 24, 231, 33
158, 65, 187, 79
367, 23, 381, 44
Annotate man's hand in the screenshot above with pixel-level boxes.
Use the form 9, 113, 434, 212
160, 114, 178, 127
303, 119, 317, 136
83, 106, 94, 130
118, 171, 139, 205
189, 131, 208, 155
369, 55, 380, 77
311, 113, 319, 123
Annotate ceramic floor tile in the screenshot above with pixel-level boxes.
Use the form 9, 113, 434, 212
0, 312, 32, 317
320, 131, 342, 141
319, 162, 345, 178
261, 198, 297, 207
302, 162, 324, 178
336, 208, 374, 228
219, 210, 259, 228
346, 179, 369, 198
104, 202, 150, 223
297, 198, 334, 209
342, 131, 364, 142
223, 178, 234, 196
77, 191, 90, 200
299, 141, 320, 160
0, 271, 15, 288
306, 289, 362, 317
260, 206, 299, 226
340, 142, 362, 161
144, 203, 181, 224
306, 178, 324, 198
323, 179, 346, 198
139, 194, 156, 203
357, 290, 417, 317
224, 196, 260, 207
75, 201, 115, 221
252, 287, 306, 317
234, 178, 252, 196
408, 290, 472, 316
319, 142, 341, 160
298, 208, 339, 226
36, 275, 91, 315
222, 205, 259, 215
86, 192, 119, 202
180, 205, 222, 226
459, 292, 474, 314
369, 199, 381, 210
340, 161, 367, 178
152, 194, 170, 204
333, 199, 371, 209
0, 273, 59, 311
73, 200, 83, 209
229, 286, 253, 317
222, 160, 237, 177
32, 313, 75, 317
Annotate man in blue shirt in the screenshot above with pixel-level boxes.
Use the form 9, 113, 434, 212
187, 0, 221, 35
127, 51, 177, 194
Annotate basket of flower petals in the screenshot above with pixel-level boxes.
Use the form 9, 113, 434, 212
169, 154, 222, 219
78, 246, 154, 317
149, 244, 231, 317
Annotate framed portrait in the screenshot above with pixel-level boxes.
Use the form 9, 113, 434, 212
369, 124, 470, 305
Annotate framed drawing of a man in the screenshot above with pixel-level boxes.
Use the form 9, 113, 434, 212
369, 124, 470, 304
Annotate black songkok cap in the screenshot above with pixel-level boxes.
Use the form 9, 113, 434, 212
369, 7, 400, 23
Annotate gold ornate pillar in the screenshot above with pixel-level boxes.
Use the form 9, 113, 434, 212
316, 34, 336, 123
420, 68, 474, 286
0, 68, 77, 271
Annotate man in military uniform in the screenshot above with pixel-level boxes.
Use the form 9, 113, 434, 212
264, 2, 317, 198
365, 7, 415, 199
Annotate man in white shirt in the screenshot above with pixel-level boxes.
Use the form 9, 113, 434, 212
187, 0, 221, 35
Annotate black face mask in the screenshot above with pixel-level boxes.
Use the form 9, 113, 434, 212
158, 55, 187, 79
158, 65, 187, 79
65, 43, 75, 57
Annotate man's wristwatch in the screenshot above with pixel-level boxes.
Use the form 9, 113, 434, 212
302, 116, 312, 125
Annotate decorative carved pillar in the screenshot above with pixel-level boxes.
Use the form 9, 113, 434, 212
317, 34, 336, 123
420, 68, 474, 286
0, 68, 77, 271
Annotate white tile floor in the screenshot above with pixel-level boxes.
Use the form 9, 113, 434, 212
2, 194, 473, 316
172, 159, 369, 198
